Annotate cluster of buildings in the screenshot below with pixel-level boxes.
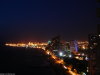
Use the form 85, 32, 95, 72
46, 37, 89, 60
5, 39, 89, 58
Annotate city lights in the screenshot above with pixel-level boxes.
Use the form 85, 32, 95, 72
63, 65, 67, 69
5, 41, 87, 75
59, 52, 63, 56
55, 59, 64, 64
5, 42, 47, 50
99, 34, 100, 37
69, 54, 72, 58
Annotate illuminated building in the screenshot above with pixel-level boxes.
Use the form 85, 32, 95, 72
77, 41, 89, 50
88, 34, 98, 75
70, 40, 78, 53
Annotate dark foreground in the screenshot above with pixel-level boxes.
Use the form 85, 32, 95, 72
0, 46, 66, 75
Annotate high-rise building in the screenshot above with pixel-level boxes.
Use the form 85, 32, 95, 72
88, 25, 100, 75
88, 1, 100, 74
88, 34, 97, 75
88, 1, 100, 75
96, 25, 100, 75
96, 0, 100, 74
70, 40, 78, 53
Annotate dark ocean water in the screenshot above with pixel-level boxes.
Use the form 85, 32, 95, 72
0, 46, 57, 75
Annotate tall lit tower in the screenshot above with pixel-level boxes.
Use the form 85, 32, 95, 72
70, 40, 78, 53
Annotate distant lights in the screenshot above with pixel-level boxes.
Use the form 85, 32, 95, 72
5, 42, 47, 50
59, 52, 63, 56
69, 54, 72, 58
48, 40, 51, 44
82, 53, 85, 56
46, 51, 50, 55
82, 72, 86, 75
87, 67, 89, 72
82, 45, 86, 50
77, 53, 81, 56
85, 57, 88, 61
75, 56, 79, 59
63, 65, 67, 69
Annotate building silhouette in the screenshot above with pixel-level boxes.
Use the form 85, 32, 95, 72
88, 25, 100, 75
88, 1, 100, 74
96, 0, 100, 74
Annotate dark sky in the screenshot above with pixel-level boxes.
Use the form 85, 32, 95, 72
0, 0, 96, 42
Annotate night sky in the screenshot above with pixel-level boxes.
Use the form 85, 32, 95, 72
0, 0, 96, 42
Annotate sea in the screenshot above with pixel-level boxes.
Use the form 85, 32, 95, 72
0, 46, 57, 75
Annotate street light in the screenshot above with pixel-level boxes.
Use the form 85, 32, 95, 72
59, 52, 63, 56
